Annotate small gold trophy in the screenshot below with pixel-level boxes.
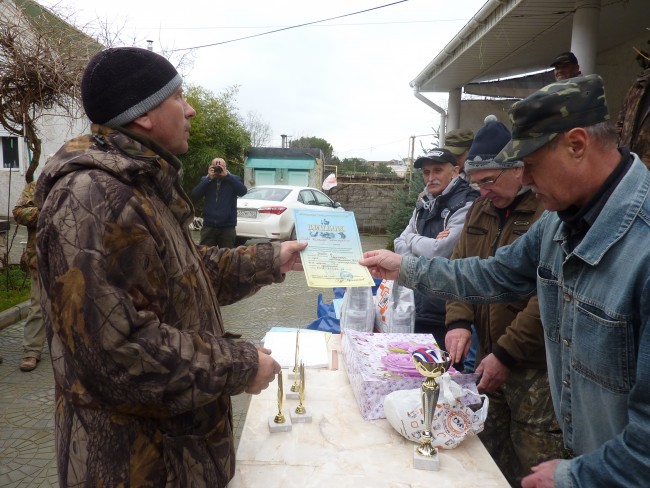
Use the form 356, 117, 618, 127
412, 348, 451, 470
291, 361, 312, 423
288, 329, 301, 399
268, 372, 292, 432
290, 329, 300, 389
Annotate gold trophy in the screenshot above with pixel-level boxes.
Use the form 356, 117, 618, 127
291, 361, 312, 423
288, 329, 301, 399
412, 348, 451, 470
268, 372, 292, 432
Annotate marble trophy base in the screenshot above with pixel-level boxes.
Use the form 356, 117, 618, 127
286, 391, 300, 400
413, 447, 440, 471
268, 413, 292, 433
290, 410, 312, 423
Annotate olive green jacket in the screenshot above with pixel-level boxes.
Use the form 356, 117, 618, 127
445, 190, 547, 369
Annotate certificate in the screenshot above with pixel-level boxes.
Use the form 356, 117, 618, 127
293, 209, 375, 288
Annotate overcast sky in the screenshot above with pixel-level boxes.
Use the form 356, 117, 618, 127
40, 0, 486, 161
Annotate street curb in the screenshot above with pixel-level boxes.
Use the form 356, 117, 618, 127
0, 300, 30, 332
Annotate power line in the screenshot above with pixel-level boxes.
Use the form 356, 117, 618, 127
137, 18, 470, 31
169, 0, 409, 52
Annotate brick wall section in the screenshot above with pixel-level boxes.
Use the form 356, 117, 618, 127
325, 175, 407, 234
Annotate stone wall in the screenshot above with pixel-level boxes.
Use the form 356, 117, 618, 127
325, 175, 407, 235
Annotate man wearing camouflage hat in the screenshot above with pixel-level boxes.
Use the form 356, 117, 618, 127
443, 128, 474, 168
361, 74, 650, 487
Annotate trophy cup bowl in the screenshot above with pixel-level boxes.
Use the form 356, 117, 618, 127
412, 348, 451, 470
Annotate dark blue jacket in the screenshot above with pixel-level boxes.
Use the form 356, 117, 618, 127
190, 174, 247, 228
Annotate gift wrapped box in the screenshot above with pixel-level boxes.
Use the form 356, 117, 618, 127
341, 330, 438, 420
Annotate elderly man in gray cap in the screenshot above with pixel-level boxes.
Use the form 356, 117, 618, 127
361, 74, 650, 487
394, 148, 478, 349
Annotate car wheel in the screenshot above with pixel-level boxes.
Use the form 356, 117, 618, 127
235, 236, 248, 246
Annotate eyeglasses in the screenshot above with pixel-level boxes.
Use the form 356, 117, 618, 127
470, 169, 506, 190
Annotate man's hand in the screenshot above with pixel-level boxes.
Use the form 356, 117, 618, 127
359, 250, 402, 280
436, 228, 451, 240
279, 241, 307, 273
245, 347, 281, 394
475, 353, 509, 393
521, 459, 561, 488
445, 328, 472, 364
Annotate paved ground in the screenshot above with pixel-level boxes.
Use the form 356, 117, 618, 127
0, 232, 389, 486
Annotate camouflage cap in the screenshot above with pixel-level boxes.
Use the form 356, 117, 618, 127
495, 74, 609, 163
443, 128, 474, 156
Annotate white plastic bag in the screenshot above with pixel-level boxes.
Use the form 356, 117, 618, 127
340, 286, 374, 332
374, 279, 415, 333
383, 373, 488, 449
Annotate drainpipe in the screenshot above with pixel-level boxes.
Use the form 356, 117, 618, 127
413, 87, 447, 146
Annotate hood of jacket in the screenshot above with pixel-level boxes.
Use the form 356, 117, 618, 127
35, 124, 193, 226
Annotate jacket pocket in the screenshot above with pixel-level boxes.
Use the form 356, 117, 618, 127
572, 301, 632, 394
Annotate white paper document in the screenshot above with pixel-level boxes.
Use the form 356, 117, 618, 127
263, 327, 330, 369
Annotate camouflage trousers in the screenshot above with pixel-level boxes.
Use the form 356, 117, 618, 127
478, 368, 563, 487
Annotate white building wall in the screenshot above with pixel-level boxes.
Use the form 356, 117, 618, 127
0, 108, 89, 218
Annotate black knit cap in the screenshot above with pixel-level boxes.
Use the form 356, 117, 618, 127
81, 47, 183, 127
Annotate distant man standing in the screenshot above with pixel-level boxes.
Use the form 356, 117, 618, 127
550, 51, 582, 80
394, 148, 478, 347
191, 157, 247, 248
12, 180, 45, 372
446, 118, 562, 486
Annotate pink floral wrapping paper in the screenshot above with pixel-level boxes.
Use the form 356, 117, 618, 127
342, 330, 440, 420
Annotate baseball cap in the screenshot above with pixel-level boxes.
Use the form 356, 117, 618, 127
550, 51, 578, 67
414, 148, 458, 168
443, 129, 474, 156
495, 74, 609, 163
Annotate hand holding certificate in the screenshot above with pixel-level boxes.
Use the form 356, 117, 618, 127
293, 209, 375, 288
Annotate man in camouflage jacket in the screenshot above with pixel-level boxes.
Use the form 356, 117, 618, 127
35, 47, 305, 488
616, 58, 650, 169
12, 180, 46, 371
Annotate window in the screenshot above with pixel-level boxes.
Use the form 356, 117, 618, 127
313, 190, 334, 207
1, 137, 19, 168
299, 190, 317, 205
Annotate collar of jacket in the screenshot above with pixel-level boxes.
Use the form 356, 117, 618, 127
96, 125, 192, 209
475, 188, 540, 218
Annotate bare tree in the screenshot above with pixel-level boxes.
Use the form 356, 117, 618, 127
245, 110, 273, 147
0, 0, 102, 183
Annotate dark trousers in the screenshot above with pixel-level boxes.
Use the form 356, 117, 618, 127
199, 225, 237, 248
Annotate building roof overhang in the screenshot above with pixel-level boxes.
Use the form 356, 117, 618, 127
411, 0, 648, 95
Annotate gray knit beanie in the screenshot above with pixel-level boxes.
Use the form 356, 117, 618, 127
81, 47, 183, 127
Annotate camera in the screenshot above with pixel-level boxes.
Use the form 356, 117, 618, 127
214, 165, 223, 174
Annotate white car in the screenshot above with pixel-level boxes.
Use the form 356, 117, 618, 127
236, 185, 344, 242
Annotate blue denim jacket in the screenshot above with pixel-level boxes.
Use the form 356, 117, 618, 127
399, 156, 650, 487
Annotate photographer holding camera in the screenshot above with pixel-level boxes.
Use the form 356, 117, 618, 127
191, 157, 247, 248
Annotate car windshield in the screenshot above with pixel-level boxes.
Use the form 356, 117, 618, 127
241, 187, 291, 202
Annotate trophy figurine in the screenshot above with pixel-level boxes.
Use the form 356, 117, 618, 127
411, 348, 451, 470
289, 328, 300, 381
268, 372, 292, 432
288, 329, 301, 399
291, 362, 312, 423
